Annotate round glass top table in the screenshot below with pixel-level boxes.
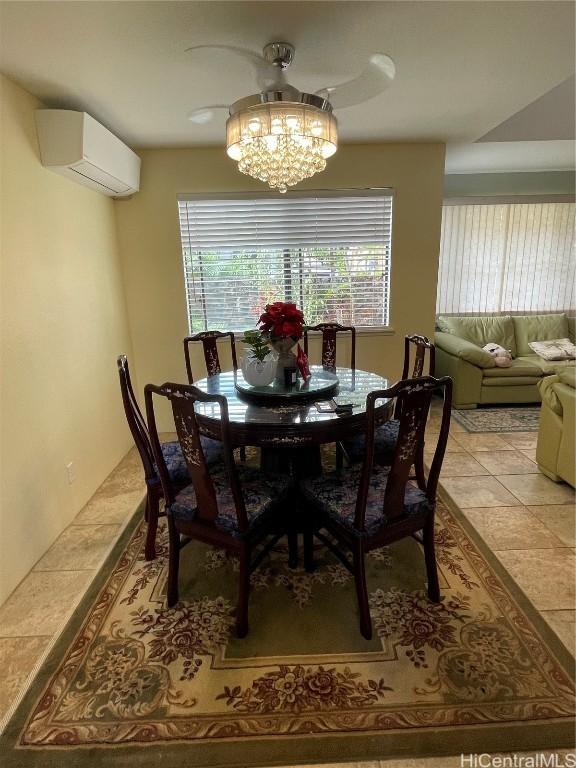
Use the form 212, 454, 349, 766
192, 366, 392, 448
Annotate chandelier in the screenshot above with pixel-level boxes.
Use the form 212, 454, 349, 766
226, 44, 338, 193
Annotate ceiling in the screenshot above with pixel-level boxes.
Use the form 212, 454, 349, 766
1, 1, 574, 171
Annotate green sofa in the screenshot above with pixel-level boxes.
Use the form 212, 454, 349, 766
536, 368, 575, 488
435, 313, 575, 409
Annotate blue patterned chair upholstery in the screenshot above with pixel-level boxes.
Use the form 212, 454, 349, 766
170, 465, 290, 537
159, 437, 222, 485
303, 463, 431, 536
342, 334, 435, 466
341, 419, 399, 465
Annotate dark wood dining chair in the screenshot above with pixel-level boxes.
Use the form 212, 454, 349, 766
303, 323, 356, 472
341, 334, 436, 476
303, 322, 356, 371
145, 381, 290, 638
302, 375, 452, 639
183, 330, 246, 461
183, 330, 238, 384
117, 355, 222, 561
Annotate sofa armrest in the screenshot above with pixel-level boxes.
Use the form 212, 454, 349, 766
556, 383, 576, 487
435, 346, 483, 409
435, 332, 496, 369
537, 375, 562, 415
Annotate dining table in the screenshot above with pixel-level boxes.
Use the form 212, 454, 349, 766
192, 365, 394, 569
192, 365, 392, 450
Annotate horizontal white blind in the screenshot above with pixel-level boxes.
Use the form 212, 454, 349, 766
178, 194, 393, 332
437, 202, 575, 314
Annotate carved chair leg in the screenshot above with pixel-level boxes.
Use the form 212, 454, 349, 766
303, 529, 315, 573
144, 490, 160, 561
335, 442, 344, 475
423, 516, 440, 603
287, 531, 299, 569
236, 547, 250, 638
353, 543, 372, 640
166, 517, 180, 607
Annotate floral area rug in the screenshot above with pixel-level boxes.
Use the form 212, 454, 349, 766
451, 406, 541, 432
1, 488, 574, 766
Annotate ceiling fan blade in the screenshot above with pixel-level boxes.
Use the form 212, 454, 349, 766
185, 45, 279, 91
316, 53, 396, 108
188, 105, 229, 124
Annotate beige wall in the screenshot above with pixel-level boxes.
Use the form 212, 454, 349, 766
0, 76, 134, 603
116, 143, 445, 429
444, 171, 575, 198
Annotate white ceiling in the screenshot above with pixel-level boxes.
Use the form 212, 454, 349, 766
0, 1, 574, 171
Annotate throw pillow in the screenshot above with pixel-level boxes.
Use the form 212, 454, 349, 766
482, 343, 513, 367
528, 338, 576, 361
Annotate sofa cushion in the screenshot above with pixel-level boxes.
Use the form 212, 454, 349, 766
513, 314, 568, 356
437, 315, 516, 357
515, 355, 576, 375
482, 358, 542, 378
482, 376, 542, 387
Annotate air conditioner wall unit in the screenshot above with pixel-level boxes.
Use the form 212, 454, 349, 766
35, 110, 141, 197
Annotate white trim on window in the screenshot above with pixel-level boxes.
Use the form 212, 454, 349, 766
177, 190, 395, 333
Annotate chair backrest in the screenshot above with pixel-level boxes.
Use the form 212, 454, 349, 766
183, 331, 238, 384
117, 355, 156, 482
144, 382, 249, 532
355, 376, 452, 532
402, 334, 435, 378
395, 335, 436, 419
303, 322, 356, 371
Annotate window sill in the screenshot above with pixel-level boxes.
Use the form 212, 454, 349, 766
355, 327, 395, 336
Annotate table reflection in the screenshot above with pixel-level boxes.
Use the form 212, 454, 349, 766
193, 366, 390, 426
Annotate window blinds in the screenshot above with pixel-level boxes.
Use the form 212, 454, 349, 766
178, 193, 393, 332
437, 202, 575, 314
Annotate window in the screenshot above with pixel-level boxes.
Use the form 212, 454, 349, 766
178, 192, 393, 332
436, 201, 575, 314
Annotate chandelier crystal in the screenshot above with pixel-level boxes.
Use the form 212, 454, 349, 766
226, 101, 337, 193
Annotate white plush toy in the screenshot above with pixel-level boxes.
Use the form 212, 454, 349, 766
482, 343, 513, 368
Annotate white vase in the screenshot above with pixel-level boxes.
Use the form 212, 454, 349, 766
241, 351, 277, 387
270, 336, 299, 382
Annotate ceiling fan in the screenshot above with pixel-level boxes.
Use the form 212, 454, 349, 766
186, 42, 396, 125
185, 42, 396, 192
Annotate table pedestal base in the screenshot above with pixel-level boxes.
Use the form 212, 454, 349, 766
260, 445, 323, 478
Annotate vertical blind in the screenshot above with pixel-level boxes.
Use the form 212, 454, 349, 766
437, 201, 575, 314
178, 193, 393, 332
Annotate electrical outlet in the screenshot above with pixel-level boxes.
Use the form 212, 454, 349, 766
66, 462, 76, 484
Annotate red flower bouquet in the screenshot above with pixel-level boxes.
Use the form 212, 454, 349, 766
258, 301, 305, 340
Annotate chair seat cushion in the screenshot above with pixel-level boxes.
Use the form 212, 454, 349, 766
342, 419, 400, 464
170, 465, 290, 536
302, 464, 431, 536
160, 437, 223, 485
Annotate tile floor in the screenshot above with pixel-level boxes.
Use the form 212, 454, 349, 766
0, 413, 574, 767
